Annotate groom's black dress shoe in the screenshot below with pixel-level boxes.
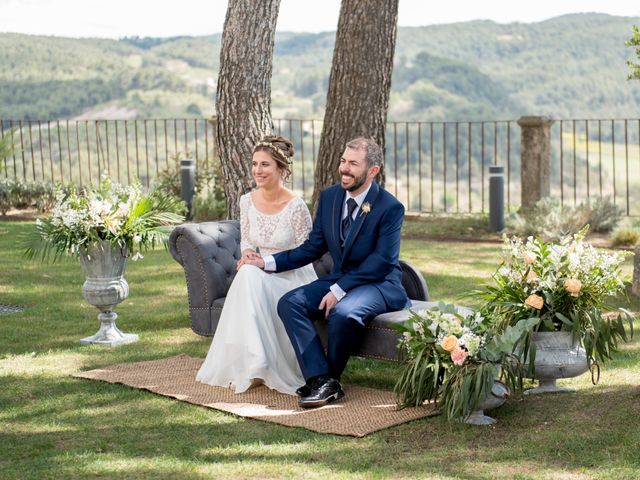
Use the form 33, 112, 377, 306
298, 376, 344, 408
295, 383, 311, 397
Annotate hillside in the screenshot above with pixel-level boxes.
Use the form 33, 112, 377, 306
0, 13, 639, 121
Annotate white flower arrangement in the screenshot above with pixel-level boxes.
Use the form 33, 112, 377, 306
25, 177, 184, 261
478, 226, 634, 369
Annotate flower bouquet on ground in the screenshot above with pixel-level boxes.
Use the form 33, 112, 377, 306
24, 177, 185, 261
477, 226, 634, 373
393, 302, 537, 421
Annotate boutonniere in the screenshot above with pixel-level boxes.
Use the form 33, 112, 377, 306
360, 202, 371, 216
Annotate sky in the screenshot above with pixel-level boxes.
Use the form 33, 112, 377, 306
0, 0, 639, 39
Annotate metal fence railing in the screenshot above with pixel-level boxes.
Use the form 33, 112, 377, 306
272, 119, 522, 214
2, 117, 639, 216
552, 119, 640, 216
0, 118, 218, 188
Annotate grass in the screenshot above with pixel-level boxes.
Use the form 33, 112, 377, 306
1, 219, 640, 479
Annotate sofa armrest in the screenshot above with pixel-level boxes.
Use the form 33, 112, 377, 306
169, 220, 241, 309
399, 260, 429, 301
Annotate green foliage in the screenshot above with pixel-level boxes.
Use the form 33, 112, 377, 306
612, 227, 640, 246
192, 190, 226, 222
0, 177, 11, 214
2, 14, 640, 121
0, 79, 125, 120
582, 196, 624, 233
154, 152, 209, 197
153, 150, 228, 221
505, 196, 622, 240
120, 36, 190, 50
23, 177, 184, 262
0, 128, 17, 162
626, 25, 640, 81
0, 177, 61, 214
392, 51, 521, 119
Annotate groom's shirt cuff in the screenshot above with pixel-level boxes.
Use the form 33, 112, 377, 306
263, 255, 276, 271
330, 283, 346, 301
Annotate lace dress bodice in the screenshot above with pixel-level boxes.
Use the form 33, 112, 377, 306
239, 193, 312, 256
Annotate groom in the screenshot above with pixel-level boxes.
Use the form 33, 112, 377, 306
247, 137, 410, 408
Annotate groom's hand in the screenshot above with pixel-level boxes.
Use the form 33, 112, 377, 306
319, 292, 338, 318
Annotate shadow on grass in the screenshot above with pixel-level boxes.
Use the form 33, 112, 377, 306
2, 372, 640, 479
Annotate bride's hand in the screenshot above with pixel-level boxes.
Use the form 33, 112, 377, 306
240, 249, 261, 261
237, 250, 264, 270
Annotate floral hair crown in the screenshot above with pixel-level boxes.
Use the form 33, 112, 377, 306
253, 141, 292, 163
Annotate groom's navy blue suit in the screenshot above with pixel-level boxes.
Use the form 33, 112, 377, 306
274, 181, 410, 381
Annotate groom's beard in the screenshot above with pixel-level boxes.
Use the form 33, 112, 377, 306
341, 170, 368, 192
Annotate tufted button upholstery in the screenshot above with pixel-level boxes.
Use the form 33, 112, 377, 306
169, 221, 241, 335
169, 220, 433, 361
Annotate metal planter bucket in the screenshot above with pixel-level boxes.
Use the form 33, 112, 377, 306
523, 331, 588, 394
78, 240, 138, 346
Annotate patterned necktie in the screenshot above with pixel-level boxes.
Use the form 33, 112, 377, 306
341, 198, 358, 243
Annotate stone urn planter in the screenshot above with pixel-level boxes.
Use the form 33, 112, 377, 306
523, 331, 588, 395
78, 240, 138, 346
463, 380, 510, 425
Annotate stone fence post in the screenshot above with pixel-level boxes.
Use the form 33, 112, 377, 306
517, 116, 554, 212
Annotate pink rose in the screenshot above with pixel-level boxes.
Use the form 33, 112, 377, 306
450, 347, 469, 366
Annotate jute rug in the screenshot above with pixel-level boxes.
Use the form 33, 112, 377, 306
73, 354, 437, 437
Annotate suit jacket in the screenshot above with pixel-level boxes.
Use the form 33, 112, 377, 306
273, 182, 409, 311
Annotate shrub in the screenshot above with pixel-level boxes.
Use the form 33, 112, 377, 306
0, 129, 18, 170
505, 196, 622, 240
611, 228, 640, 247
154, 151, 226, 220
579, 196, 623, 233
0, 178, 63, 214
505, 198, 583, 239
192, 190, 226, 221
154, 152, 215, 198
0, 177, 12, 214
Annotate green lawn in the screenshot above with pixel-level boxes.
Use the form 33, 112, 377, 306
1, 220, 639, 480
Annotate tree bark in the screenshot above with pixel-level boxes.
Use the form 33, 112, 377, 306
312, 0, 399, 210
215, 0, 280, 219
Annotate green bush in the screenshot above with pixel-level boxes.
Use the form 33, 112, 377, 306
505, 196, 622, 239
578, 196, 623, 233
192, 190, 227, 221
0, 129, 18, 168
154, 151, 226, 220
611, 228, 640, 247
0, 177, 12, 214
0, 178, 62, 214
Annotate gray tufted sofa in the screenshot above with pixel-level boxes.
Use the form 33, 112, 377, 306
169, 220, 433, 361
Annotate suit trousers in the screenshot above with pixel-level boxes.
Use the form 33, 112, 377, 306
277, 279, 388, 381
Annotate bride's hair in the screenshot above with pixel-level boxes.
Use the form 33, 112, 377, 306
253, 135, 294, 180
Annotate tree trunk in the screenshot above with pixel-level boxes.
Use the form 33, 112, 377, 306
312, 0, 399, 210
215, 0, 280, 219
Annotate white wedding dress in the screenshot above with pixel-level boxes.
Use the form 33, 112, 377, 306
196, 192, 317, 395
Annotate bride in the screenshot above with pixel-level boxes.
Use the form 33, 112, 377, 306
196, 135, 317, 394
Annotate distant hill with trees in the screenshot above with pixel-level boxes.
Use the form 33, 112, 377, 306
1, 13, 639, 121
